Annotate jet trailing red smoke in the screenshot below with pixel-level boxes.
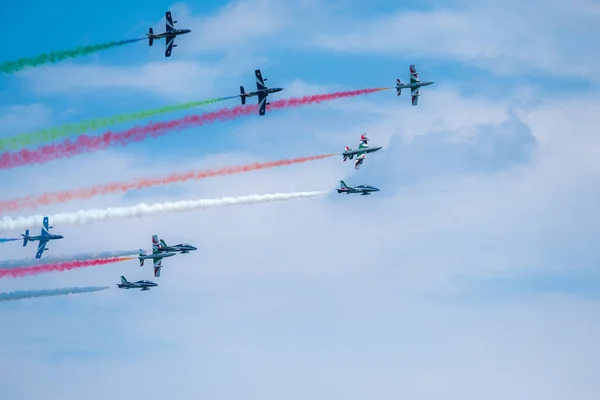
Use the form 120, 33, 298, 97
0, 88, 388, 169
0, 257, 132, 279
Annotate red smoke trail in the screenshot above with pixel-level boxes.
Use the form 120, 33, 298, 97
0, 88, 388, 169
0, 154, 337, 212
0, 257, 132, 279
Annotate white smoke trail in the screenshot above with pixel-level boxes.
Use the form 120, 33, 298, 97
0, 191, 324, 232
0, 250, 139, 269
0, 286, 110, 302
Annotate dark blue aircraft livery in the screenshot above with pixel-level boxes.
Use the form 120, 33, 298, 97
147, 11, 192, 57
21, 216, 64, 258
239, 69, 284, 115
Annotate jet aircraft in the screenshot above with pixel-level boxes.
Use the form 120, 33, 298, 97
395, 64, 434, 106
152, 234, 197, 254
138, 241, 177, 277
336, 181, 380, 195
117, 276, 158, 291
342, 134, 383, 169
239, 69, 283, 115
21, 216, 64, 258
147, 11, 191, 57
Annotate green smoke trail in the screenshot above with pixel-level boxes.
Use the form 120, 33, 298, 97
0, 95, 239, 151
0, 38, 145, 74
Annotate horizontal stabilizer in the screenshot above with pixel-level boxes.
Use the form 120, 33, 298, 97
148, 28, 154, 46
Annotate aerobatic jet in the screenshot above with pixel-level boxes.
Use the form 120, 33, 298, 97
117, 276, 158, 291
336, 181, 380, 195
138, 242, 177, 277
147, 11, 191, 57
21, 216, 64, 258
239, 69, 283, 115
395, 64, 434, 106
342, 134, 383, 169
152, 234, 197, 254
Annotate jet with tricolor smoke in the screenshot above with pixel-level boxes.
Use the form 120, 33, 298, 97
0, 154, 336, 212
0, 38, 145, 74
0, 286, 110, 302
0, 95, 239, 152
0, 257, 132, 279
0, 191, 324, 232
0, 87, 390, 169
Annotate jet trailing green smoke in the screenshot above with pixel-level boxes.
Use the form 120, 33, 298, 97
0, 38, 145, 74
0, 96, 238, 151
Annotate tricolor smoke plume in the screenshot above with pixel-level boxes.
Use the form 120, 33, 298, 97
0, 154, 336, 211
0, 257, 132, 279
0, 286, 110, 302
0, 250, 140, 269
0, 88, 389, 169
0, 95, 239, 151
0, 38, 145, 74
0, 191, 324, 232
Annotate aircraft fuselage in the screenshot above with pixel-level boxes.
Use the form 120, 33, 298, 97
148, 29, 191, 39
138, 252, 177, 260
342, 146, 383, 157
242, 87, 283, 98
23, 234, 63, 241
397, 81, 434, 89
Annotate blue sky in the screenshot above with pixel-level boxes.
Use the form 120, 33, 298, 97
1, 0, 600, 399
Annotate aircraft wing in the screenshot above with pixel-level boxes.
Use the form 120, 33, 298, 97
410, 64, 419, 84
165, 35, 176, 57
153, 258, 162, 277
35, 240, 48, 259
258, 92, 267, 115
166, 11, 175, 32
255, 69, 266, 91
41, 216, 50, 235
411, 87, 419, 106
354, 155, 365, 169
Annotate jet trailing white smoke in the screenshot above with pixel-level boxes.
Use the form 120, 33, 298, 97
0, 286, 110, 302
0, 191, 324, 232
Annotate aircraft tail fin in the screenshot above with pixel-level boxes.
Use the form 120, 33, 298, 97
396, 79, 402, 96
138, 249, 145, 266
159, 239, 168, 247
240, 86, 246, 105
148, 28, 154, 46
121, 276, 128, 284
22, 230, 29, 247
340, 180, 349, 188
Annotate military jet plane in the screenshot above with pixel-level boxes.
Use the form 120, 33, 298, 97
342, 134, 383, 169
147, 11, 191, 57
396, 64, 434, 106
138, 241, 177, 277
152, 234, 197, 254
117, 276, 158, 291
239, 69, 283, 115
21, 216, 64, 258
336, 181, 380, 195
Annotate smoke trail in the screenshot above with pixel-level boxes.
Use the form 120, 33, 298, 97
0, 95, 239, 152
0, 191, 324, 231
0, 154, 336, 212
0, 257, 132, 279
0, 38, 145, 74
0, 238, 18, 243
0, 250, 140, 269
0, 88, 389, 169
0, 286, 109, 302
